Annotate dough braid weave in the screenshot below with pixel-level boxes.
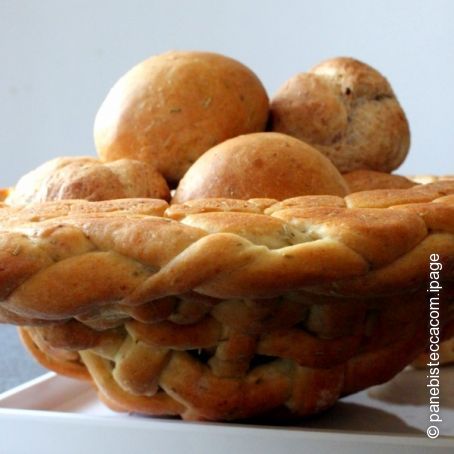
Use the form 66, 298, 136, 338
0, 180, 453, 420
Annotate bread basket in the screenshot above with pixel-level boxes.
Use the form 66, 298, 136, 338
1, 180, 453, 421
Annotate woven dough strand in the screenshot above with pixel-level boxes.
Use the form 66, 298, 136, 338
1, 181, 453, 421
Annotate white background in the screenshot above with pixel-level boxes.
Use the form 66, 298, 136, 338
0, 0, 453, 187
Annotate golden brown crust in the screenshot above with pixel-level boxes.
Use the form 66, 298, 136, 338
269, 57, 410, 173
343, 170, 417, 193
0, 188, 10, 202
0, 199, 169, 233
17, 288, 441, 421
6, 157, 170, 205
345, 180, 454, 209
172, 133, 349, 203
1, 180, 452, 421
0, 181, 452, 309
94, 51, 269, 184
166, 198, 277, 221
19, 327, 91, 380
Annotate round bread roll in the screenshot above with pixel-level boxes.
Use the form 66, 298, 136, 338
172, 132, 349, 203
94, 51, 269, 185
269, 57, 410, 173
6, 157, 170, 205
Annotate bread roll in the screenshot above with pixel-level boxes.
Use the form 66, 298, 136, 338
269, 57, 410, 173
6, 157, 170, 205
94, 51, 269, 185
343, 170, 416, 193
173, 132, 349, 203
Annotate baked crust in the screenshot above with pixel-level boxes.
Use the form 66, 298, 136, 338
343, 170, 416, 192
1, 180, 453, 420
6, 157, 170, 205
269, 57, 410, 173
0, 188, 9, 202
172, 133, 349, 203
94, 51, 269, 184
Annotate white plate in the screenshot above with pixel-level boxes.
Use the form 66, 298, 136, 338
0, 368, 453, 454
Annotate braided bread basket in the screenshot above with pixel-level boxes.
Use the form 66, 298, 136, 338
0, 180, 453, 421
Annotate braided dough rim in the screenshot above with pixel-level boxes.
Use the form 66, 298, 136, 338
0, 180, 452, 319
1, 179, 452, 421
